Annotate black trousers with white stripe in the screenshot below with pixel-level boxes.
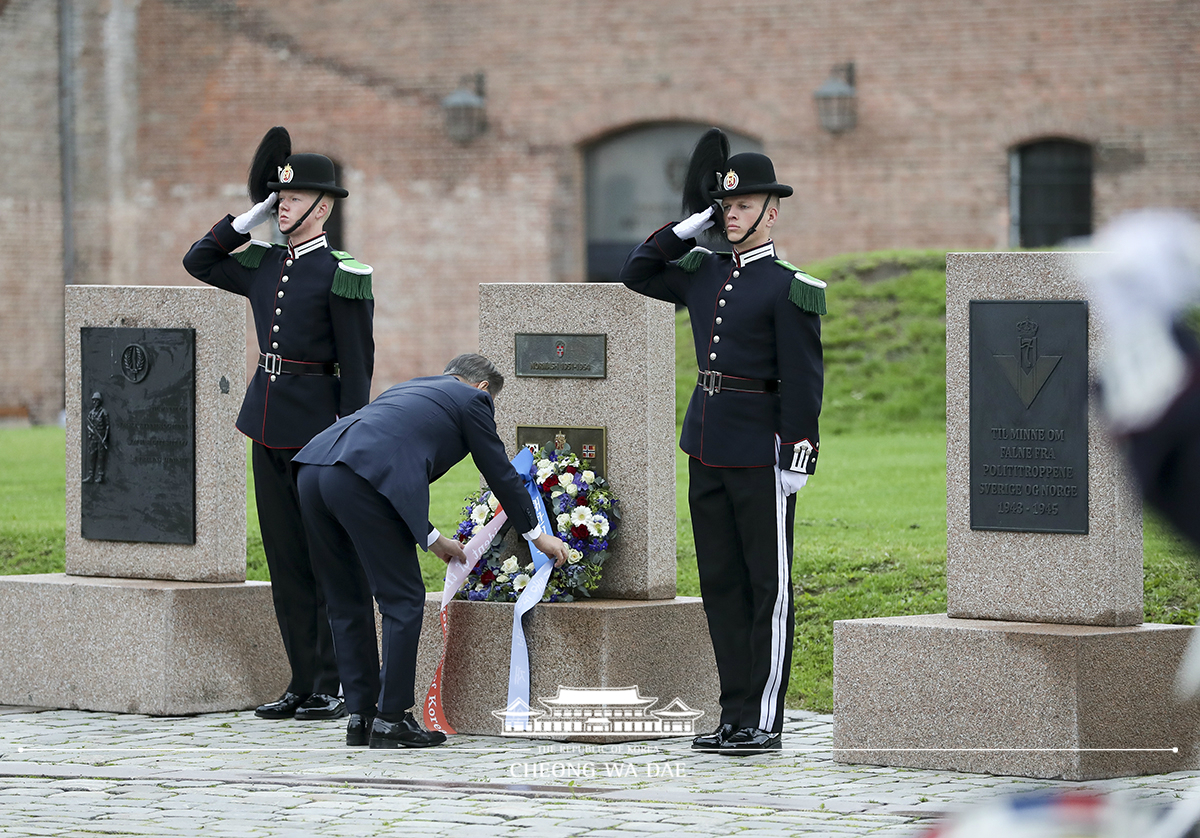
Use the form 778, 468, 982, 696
689, 457, 796, 734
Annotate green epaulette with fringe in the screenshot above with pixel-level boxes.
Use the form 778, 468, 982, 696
330, 251, 374, 300
777, 259, 827, 315
676, 247, 727, 274
232, 241, 275, 270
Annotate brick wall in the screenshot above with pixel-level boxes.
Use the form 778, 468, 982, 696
4, 0, 1199, 414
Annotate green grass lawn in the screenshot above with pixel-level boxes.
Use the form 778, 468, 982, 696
6, 248, 1200, 713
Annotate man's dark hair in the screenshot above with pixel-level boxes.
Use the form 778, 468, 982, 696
444, 353, 505, 398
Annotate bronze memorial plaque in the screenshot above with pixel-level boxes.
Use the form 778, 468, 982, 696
80, 326, 196, 544
516, 425, 607, 480
969, 300, 1088, 534
514, 333, 607, 378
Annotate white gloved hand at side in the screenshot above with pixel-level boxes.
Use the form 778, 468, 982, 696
672, 206, 715, 240
232, 193, 279, 234
780, 470, 808, 497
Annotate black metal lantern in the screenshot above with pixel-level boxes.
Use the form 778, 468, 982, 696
814, 63, 857, 134
442, 72, 487, 144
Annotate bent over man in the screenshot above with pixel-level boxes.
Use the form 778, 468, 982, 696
183, 127, 374, 722
294, 354, 570, 748
620, 129, 825, 753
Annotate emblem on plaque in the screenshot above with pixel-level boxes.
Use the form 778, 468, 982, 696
121, 344, 149, 383
516, 425, 607, 480
581, 444, 596, 460
992, 318, 1061, 409
555, 341, 565, 358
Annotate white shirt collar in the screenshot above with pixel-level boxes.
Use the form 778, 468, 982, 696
290, 233, 329, 259
733, 240, 776, 268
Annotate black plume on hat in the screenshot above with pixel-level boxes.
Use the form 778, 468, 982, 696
682, 128, 731, 223
248, 126, 292, 204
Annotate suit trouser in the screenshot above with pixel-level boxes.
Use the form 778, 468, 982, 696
296, 462, 427, 718
688, 457, 796, 734
251, 443, 340, 696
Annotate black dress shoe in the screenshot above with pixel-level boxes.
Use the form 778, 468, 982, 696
254, 692, 309, 719
294, 693, 346, 721
368, 712, 447, 749
720, 727, 782, 754
691, 723, 738, 751
346, 713, 376, 747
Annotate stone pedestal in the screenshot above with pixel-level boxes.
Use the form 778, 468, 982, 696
833, 252, 1198, 779
0, 286, 286, 715
413, 283, 718, 738
415, 595, 719, 741
833, 615, 1200, 780
0, 575, 287, 714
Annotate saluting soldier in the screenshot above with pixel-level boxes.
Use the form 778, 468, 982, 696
183, 127, 375, 722
620, 129, 825, 753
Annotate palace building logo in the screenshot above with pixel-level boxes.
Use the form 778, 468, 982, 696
493, 686, 703, 738
992, 318, 1061, 409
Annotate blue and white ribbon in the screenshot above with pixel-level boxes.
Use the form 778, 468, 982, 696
505, 447, 555, 731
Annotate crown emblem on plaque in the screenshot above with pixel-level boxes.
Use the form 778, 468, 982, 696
993, 317, 1061, 410
1016, 318, 1039, 338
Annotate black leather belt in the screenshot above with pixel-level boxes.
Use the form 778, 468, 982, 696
697, 370, 779, 395
259, 352, 339, 376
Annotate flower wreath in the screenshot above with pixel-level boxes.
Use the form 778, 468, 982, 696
452, 444, 620, 603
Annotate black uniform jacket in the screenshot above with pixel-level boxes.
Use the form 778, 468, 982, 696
294, 375, 540, 550
183, 215, 374, 449
621, 226, 823, 472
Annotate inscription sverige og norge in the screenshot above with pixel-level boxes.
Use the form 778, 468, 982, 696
969, 301, 1088, 534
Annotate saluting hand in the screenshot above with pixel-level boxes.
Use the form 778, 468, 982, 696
430, 534, 468, 567
672, 206, 716, 240
532, 533, 571, 568
232, 192, 279, 234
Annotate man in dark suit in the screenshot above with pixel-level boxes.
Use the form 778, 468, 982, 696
183, 130, 374, 722
294, 354, 571, 748
621, 135, 824, 753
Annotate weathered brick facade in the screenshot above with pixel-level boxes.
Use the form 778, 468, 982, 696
4, 0, 1199, 417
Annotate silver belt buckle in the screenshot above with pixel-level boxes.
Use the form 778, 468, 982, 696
263, 353, 282, 375
702, 370, 722, 395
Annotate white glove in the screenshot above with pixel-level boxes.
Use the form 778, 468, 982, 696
1079, 210, 1200, 432
232, 193, 279, 234
672, 206, 715, 240
780, 470, 808, 496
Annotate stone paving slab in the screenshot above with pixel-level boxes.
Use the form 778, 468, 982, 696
0, 708, 1198, 836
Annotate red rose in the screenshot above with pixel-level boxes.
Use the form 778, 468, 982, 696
575, 495, 589, 507
565, 466, 578, 474
571, 524, 590, 540
480, 569, 496, 585
542, 475, 559, 489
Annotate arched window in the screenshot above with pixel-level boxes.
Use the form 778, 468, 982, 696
1009, 139, 1093, 248
584, 123, 761, 282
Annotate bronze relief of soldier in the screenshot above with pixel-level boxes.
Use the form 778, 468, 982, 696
620, 128, 825, 754
183, 127, 375, 723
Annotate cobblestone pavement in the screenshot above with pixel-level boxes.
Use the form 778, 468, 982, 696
0, 706, 1198, 836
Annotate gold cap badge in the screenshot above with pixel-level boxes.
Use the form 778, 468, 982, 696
723, 169, 739, 191
278, 164, 294, 184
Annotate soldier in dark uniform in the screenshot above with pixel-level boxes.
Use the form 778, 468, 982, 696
620, 129, 824, 753
183, 128, 375, 722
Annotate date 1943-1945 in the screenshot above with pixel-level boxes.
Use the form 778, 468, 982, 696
997, 502, 1059, 515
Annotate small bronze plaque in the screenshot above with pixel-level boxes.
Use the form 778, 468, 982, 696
80, 327, 196, 544
969, 300, 1088, 534
516, 425, 607, 480
514, 333, 607, 378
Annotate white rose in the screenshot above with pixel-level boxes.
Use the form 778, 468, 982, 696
537, 459, 552, 470
582, 470, 595, 484
513, 573, 531, 591
587, 515, 610, 537
501, 556, 520, 574
564, 482, 578, 497
570, 506, 591, 526
471, 505, 489, 524
567, 549, 582, 565
556, 513, 571, 532
496, 574, 509, 584
487, 494, 500, 511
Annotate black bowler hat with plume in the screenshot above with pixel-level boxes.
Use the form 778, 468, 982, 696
247, 127, 348, 202
682, 128, 792, 236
